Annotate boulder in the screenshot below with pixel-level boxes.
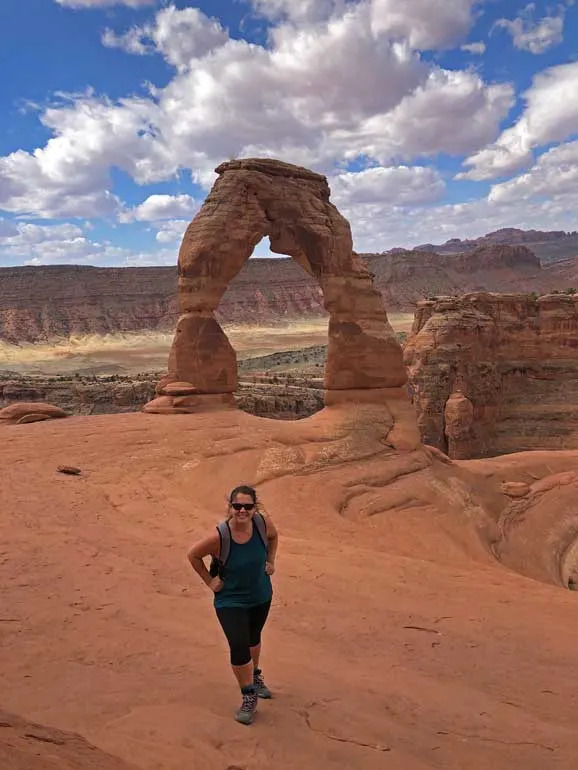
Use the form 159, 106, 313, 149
0, 402, 67, 422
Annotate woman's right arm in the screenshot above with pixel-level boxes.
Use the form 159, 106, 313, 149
187, 532, 222, 591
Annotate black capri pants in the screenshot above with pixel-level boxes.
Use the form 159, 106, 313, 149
215, 601, 271, 666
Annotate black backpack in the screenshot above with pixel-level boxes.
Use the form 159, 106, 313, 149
209, 513, 268, 579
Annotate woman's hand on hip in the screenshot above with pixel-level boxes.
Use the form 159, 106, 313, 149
209, 577, 224, 593
265, 561, 275, 576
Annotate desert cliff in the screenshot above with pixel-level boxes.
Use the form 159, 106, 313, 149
3, 243, 575, 344
405, 291, 578, 459
415, 227, 578, 262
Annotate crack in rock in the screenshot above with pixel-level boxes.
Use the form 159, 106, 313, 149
404, 625, 441, 635
436, 731, 555, 752
24, 732, 66, 746
302, 710, 391, 753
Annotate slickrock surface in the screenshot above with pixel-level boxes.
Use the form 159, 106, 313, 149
1, 405, 578, 770
405, 291, 578, 458
156, 158, 405, 413
0, 709, 138, 770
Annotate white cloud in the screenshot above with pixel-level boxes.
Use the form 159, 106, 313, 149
489, 140, 578, 204
326, 68, 513, 164
0, 221, 97, 263
155, 219, 189, 243
330, 165, 446, 206
461, 41, 486, 54
370, 0, 484, 50
121, 194, 198, 222
0, 1, 520, 229
102, 6, 228, 70
0, 222, 84, 251
0, 93, 170, 219
101, 28, 150, 56
250, 0, 342, 23
95, 3, 507, 174
21, 243, 174, 267
0, 219, 177, 267
459, 61, 578, 181
493, 3, 565, 55
251, 0, 484, 47
55, 0, 156, 8
343, 193, 578, 252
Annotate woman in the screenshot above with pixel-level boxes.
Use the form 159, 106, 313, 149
187, 485, 279, 725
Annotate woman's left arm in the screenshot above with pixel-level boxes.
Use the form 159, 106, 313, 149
265, 517, 279, 575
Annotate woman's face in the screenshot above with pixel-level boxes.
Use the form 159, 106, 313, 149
229, 493, 256, 525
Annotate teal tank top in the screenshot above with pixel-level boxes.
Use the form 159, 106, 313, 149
213, 520, 273, 609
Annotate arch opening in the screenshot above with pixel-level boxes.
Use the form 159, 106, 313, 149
218, 237, 329, 421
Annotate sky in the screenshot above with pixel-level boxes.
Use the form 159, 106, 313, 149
0, 0, 577, 267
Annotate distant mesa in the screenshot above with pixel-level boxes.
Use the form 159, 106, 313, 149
411, 227, 578, 263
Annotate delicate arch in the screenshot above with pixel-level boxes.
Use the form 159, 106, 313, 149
145, 158, 406, 414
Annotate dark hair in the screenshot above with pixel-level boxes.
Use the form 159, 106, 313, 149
229, 485, 257, 505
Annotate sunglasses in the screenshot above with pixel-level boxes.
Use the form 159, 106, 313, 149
231, 502, 256, 511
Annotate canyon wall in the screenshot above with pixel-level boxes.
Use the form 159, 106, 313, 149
2, 244, 569, 344
0, 261, 324, 344
405, 292, 578, 459
0, 372, 323, 421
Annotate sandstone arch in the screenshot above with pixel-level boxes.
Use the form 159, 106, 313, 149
146, 158, 407, 414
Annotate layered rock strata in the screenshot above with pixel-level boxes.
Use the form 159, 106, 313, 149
405, 292, 578, 458
149, 158, 406, 414
4, 243, 578, 344
0, 373, 323, 421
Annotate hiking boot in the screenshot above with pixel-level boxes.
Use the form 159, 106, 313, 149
235, 685, 258, 725
253, 668, 272, 699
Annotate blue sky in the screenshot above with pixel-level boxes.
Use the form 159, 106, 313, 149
0, 0, 577, 266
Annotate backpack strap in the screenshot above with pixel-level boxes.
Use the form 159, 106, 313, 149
216, 520, 231, 566
254, 513, 268, 553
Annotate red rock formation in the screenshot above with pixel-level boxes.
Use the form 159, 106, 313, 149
405, 291, 578, 458
444, 391, 475, 460
0, 402, 68, 423
151, 158, 406, 413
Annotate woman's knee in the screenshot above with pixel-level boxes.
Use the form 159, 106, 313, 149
230, 645, 251, 667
